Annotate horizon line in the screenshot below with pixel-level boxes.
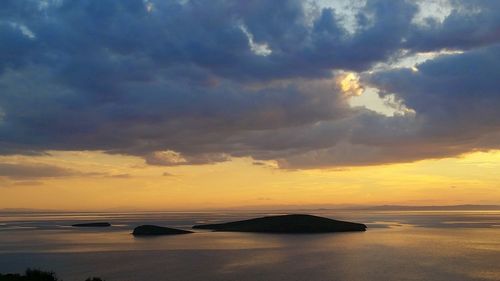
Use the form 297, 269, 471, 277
2, 204, 500, 213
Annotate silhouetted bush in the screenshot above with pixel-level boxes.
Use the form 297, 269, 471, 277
0, 269, 58, 281
0, 269, 105, 281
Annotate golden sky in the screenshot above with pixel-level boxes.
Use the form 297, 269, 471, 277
1, 150, 499, 211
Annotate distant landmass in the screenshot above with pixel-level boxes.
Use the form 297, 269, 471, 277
132, 225, 193, 236
220, 204, 500, 212
0, 204, 499, 213
355, 205, 500, 211
72, 222, 111, 227
193, 214, 367, 233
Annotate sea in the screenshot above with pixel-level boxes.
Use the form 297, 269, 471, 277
0, 210, 499, 281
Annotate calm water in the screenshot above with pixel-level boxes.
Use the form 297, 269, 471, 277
0, 210, 499, 281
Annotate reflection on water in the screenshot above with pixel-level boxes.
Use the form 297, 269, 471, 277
0, 211, 499, 281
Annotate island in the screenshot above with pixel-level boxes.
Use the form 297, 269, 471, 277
132, 225, 193, 236
192, 214, 367, 233
72, 222, 111, 227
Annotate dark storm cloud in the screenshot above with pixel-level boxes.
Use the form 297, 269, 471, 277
342, 44, 500, 168
366, 44, 500, 139
0, 0, 420, 82
1, 0, 500, 169
406, 0, 500, 51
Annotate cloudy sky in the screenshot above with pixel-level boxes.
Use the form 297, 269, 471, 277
1, 0, 499, 210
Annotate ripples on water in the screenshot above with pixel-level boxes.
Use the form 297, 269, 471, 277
0, 210, 499, 281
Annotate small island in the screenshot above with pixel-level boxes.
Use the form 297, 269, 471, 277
72, 222, 111, 227
132, 225, 193, 236
193, 214, 367, 233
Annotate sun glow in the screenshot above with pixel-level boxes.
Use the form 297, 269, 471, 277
337, 72, 363, 97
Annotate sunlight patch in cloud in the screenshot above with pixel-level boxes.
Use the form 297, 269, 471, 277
240, 25, 272, 56
144, 0, 154, 13
310, 0, 366, 34
336, 72, 363, 97
146, 151, 188, 166
4, 22, 36, 39
349, 88, 403, 117
341, 72, 415, 117
412, 0, 452, 27
372, 49, 465, 72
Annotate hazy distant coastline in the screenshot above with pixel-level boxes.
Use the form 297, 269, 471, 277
351, 204, 500, 211
1, 204, 499, 214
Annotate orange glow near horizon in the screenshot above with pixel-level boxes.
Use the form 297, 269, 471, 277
0, 150, 499, 211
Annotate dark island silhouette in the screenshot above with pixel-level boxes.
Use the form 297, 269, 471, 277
71, 222, 111, 227
192, 214, 367, 233
132, 225, 193, 236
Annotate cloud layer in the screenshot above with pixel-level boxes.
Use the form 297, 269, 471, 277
0, 162, 83, 179
1, 0, 500, 169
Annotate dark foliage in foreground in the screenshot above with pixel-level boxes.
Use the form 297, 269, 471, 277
0, 269, 105, 281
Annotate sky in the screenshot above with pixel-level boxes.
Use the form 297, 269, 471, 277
1, 0, 500, 210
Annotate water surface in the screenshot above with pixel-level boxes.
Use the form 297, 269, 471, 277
0, 210, 499, 281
